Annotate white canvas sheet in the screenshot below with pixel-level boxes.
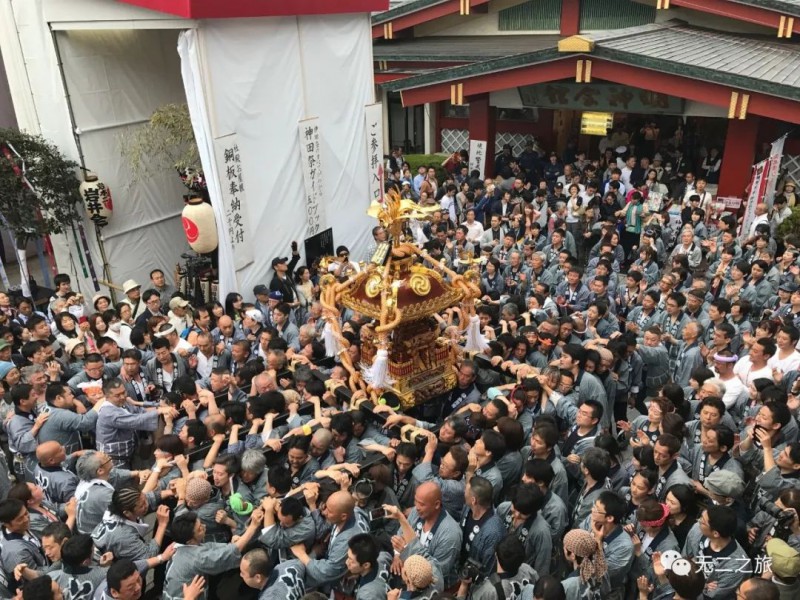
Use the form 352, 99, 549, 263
55, 28, 190, 296
178, 14, 376, 300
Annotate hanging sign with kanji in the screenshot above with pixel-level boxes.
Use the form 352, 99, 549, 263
364, 103, 385, 203
213, 133, 253, 271
298, 117, 328, 237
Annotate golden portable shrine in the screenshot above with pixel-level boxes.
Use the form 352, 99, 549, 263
318, 191, 483, 409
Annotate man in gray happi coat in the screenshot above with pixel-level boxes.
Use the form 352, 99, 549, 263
288, 490, 370, 591
387, 481, 463, 588
37, 382, 101, 454
163, 508, 264, 600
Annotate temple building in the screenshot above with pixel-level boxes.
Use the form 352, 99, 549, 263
373, 0, 800, 196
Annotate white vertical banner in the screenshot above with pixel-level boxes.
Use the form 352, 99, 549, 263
469, 139, 487, 179
764, 133, 787, 209
740, 159, 768, 243
298, 117, 327, 237
213, 133, 254, 272
364, 103, 385, 202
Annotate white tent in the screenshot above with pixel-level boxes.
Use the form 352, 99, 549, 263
0, 0, 380, 302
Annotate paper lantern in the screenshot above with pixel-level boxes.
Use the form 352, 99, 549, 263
182, 196, 218, 253
79, 173, 113, 226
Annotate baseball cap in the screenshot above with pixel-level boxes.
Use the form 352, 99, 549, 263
253, 284, 269, 296
0, 361, 15, 380
0, 340, 10, 352
703, 470, 744, 499
271, 257, 288, 269
268, 291, 283, 301
168, 297, 190, 311
122, 279, 141, 294
766, 538, 800, 578
245, 309, 264, 323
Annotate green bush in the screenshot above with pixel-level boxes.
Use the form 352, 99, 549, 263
777, 206, 800, 241
405, 153, 450, 183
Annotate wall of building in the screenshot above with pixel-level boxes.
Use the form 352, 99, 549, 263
0, 0, 193, 296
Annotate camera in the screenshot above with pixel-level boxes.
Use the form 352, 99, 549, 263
753, 424, 769, 448
459, 558, 483, 582
752, 495, 796, 551
370, 507, 388, 520
400, 425, 427, 445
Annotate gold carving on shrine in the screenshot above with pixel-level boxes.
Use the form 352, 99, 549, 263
317, 189, 481, 409
365, 274, 382, 298
409, 273, 431, 296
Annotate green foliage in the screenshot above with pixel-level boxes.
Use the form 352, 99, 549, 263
777, 205, 800, 241
405, 153, 449, 183
0, 128, 82, 244
118, 103, 200, 185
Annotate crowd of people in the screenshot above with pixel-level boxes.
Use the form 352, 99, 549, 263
0, 127, 798, 600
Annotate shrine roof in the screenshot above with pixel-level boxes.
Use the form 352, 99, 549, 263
728, 0, 800, 18
373, 34, 560, 61
372, 0, 446, 24
381, 20, 800, 102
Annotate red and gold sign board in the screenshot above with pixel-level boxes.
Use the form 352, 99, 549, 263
118, 0, 388, 18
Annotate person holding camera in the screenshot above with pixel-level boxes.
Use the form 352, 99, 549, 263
344, 533, 390, 600
459, 476, 506, 578
456, 535, 537, 600
383, 481, 462, 589
747, 488, 800, 555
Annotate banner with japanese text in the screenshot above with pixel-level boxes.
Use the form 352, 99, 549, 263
468, 139, 487, 179
764, 134, 787, 209
298, 117, 327, 237
213, 133, 253, 271
740, 160, 768, 243
364, 103, 385, 203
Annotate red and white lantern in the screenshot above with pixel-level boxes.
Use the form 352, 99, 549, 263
79, 173, 113, 226
182, 196, 218, 253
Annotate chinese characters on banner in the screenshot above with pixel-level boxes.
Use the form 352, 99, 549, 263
740, 159, 769, 243
213, 133, 253, 271
298, 117, 327, 237
468, 140, 487, 179
364, 103, 384, 203
763, 134, 787, 209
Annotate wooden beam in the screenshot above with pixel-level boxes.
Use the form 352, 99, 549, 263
397, 56, 800, 124
373, 0, 491, 39
399, 58, 576, 106
671, 0, 800, 37
560, 0, 581, 37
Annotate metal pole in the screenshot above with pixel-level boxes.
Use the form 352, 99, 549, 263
94, 225, 116, 304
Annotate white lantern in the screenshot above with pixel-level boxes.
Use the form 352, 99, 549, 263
79, 172, 113, 226
182, 196, 218, 253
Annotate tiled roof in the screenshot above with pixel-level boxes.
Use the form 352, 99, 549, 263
380, 20, 800, 101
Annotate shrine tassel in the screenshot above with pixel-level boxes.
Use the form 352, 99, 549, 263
323, 321, 339, 357
364, 348, 390, 389
464, 314, 489, 352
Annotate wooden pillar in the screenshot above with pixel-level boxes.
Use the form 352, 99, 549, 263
468, 93, 496, 177
561, 0, 581, 36
717, 116, 760, 198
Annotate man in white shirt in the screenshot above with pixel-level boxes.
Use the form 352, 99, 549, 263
749, 203, 770, 238
463, 209, 484, 245
711, 352, 746, 410
440, 184, 458, 224
768, 325, 800, 376
620, 155, 636, 189
733, 337, 775, 386
155, 323, 194, 357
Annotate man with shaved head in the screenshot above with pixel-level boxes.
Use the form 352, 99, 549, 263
384, 481, 463, 588
34, 441, 79, 513
290, 490, 369, 590
212, 315, 244, 354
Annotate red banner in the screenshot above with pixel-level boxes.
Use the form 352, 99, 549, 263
118, 0, 388, 18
